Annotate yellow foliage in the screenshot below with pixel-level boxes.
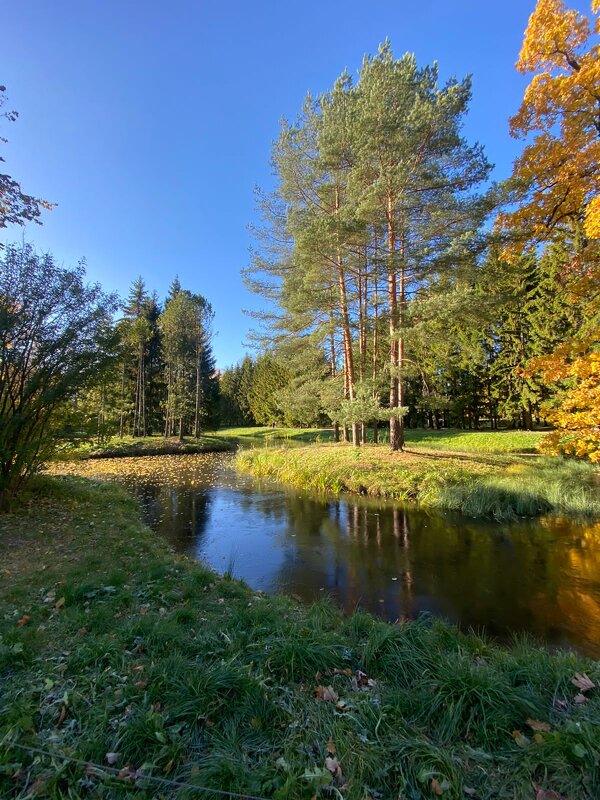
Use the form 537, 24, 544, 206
501, 1, 600, 462
530, 336, 600, 461
497, 0, 600, 256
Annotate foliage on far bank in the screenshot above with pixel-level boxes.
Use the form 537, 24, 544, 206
63, 434, 234, 460
236, 444, 600, 520
1, 476, 600, 799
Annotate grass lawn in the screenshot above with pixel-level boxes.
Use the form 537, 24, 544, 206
1, 476, 599, 799
63, 434, 235, 460
219, 426, 547, 454
236, 444, 600, 520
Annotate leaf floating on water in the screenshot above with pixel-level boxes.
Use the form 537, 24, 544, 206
571, 672, 595, 692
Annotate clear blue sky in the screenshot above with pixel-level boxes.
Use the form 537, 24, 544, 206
1, 0, 591, 367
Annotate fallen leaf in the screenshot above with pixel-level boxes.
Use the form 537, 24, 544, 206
533, 785, 565, 800
571, 673, 595, 692
574, 693, 588, 704
118, 766, 135, 783
326, 737, 336, 755
314, 685, 338, 703
463, 789, 476, 797
17, 614, 31, 627
431, 778, 444, 796
54, 596, 65, 610
105, 752, 119, 765
534, 733, 544, 744
56, 705, 67, 728
511, 730, 529, 749
325, 756, 343, 782
526, 718, 551, 732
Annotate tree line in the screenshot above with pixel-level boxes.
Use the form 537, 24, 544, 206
242, 1, 599, 456
82, 275, 220, 443
0, 242, 220, 506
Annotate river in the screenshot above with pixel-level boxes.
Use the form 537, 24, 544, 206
64, 451, 600, 656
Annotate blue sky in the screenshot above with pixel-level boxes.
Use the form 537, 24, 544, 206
2, 0, 591, 367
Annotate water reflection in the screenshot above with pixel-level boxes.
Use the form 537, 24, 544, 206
60, 453, 600, 656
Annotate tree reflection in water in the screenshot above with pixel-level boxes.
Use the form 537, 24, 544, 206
64, 453, 600, 656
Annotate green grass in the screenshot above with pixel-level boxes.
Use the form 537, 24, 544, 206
402, 428, 546, 454
219, 425, 333, 444
220, 426, 547, 454
62, 433, 235, 460
236, 444, 600, 520
1, 476, 600, 799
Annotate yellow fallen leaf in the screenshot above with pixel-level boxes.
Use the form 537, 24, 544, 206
526, 718, 551, 732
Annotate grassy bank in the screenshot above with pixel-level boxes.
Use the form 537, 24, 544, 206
1, 477, 599, 799
63, 433, 235, 460
220, 426, 547, 454
236, 444, 600, 520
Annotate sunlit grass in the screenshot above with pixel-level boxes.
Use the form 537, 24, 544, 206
236, 444, 600, 520
62, 433, 234, 460
1, 476, 599, 798
219, 425, 548, 453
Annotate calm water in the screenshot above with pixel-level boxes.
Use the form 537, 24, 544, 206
91, 451, 600, 656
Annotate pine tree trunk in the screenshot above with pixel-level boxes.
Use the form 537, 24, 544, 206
387, 193, 402, 451
194, 342, 202, 438
335, 186, 359, 447
119, 361, 126, 438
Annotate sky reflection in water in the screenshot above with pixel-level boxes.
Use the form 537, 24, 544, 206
67, 452, 600, 656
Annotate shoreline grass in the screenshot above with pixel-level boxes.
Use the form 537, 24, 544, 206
235, 444, 600, 520
1, 476, 600, 798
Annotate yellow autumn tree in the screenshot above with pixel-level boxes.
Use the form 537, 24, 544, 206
499, 0, 600, 460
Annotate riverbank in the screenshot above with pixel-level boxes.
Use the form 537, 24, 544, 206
220, 425, 547, 453
1, 476, 599, 799
64, 434, 235, 459
236, 444, 600, 520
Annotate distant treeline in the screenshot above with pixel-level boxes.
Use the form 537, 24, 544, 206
88, 276, 220, 441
